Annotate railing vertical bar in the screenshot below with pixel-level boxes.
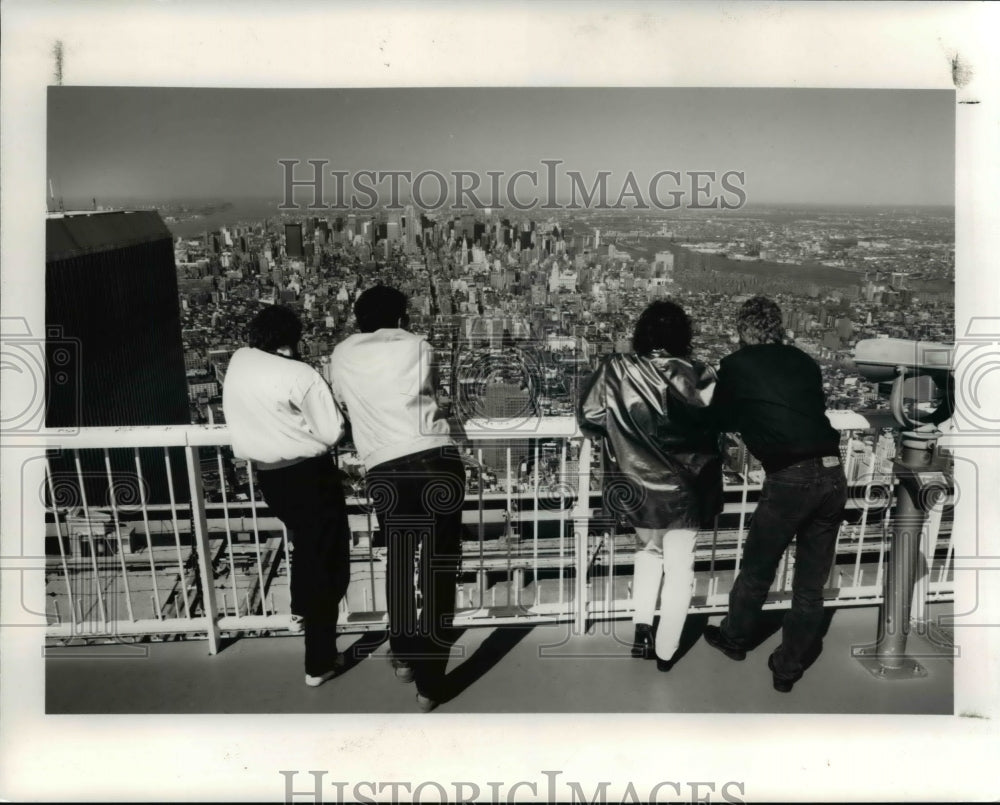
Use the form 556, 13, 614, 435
246, 461, 269, 616
134, 449, 162, 619
163, 448, 192, 618
735, 447, 750, 573
505, 445, 513, 607
365, 481, 377, 616
505, 445, 512, 522
45, 458, 78, 631
477, 448, 485, 609
851, 526, 864, 590
775, 549, 787, 595
184, 443, 220, 654
279, 522, 292, 616
939, 527, 955, 585
559, 439, 568, 610
709, 515, 719, 579
102, 448, 135, 622
605, 530, 613, 617
74, 450, 108, 628
827, 521, 845, 589
875, 515, 888, 592
532, 441, 540, 607
854, 465, 876, 588
572, 437, 592, 634
215, 447, 240, 619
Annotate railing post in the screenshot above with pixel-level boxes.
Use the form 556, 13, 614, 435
571, 437, 593, 635
855, 430, 946, 680
184, 443, 221, 654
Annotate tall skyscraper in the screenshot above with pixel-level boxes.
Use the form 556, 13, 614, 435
284, 223, 304, 258
386, 211, 401, 244
403, 204, 416, 249
46, 211, 189, 427
45, 210, 191, 523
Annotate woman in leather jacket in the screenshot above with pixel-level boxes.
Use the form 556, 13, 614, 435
578, 300, 723, 670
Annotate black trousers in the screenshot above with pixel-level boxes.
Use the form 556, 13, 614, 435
721, 457, 847, 682
257, 454, 351, 677
367, 448, 465, 698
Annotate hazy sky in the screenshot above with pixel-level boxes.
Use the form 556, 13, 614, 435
47, 87, 954, 207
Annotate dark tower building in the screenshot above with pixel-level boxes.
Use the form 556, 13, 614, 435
45, 210, 192, 542
45, 211, 189, 427
284, 223, 304, 258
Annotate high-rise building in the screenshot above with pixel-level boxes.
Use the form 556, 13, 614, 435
45, 210, 191, 529
46, 211, 189, 427
386, 212, 401, 244
284, 223, 304, 258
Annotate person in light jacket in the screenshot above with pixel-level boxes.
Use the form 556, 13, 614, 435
222, 305, 351, 688
578, 300, 722, 670
329, 285, 464, 712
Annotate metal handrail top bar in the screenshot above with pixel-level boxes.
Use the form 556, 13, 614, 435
41, 411, 874, 449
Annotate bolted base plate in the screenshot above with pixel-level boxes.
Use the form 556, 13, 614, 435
854, 646, 928, 680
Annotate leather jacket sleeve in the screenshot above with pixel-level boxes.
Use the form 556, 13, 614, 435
577, 359, 609, 440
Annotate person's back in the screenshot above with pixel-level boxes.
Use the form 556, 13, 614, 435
224, 346, 343, 467
580, 350, 720, 529
329, 328, 451, 469
578, 300, 723, 671
703, 296, 847, 693
221, 305, 350, 688
328, 285, 463, 712
713, 342, 840, 472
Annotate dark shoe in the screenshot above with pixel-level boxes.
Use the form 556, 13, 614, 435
388, 651, 415, 683
656, 657, 674, 672
768, 654, 799, 693
703, 625, 746, 661
631, 624, 655, 659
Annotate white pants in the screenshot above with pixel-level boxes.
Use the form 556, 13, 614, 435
632, 524, 699, 661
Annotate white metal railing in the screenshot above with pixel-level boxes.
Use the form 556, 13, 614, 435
41, 417, 955, 653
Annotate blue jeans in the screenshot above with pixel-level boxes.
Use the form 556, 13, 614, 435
721, 457, 847, 681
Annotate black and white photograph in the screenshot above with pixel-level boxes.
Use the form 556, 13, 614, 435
2, 2, 998, 802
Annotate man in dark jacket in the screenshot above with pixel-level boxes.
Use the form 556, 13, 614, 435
703, 296, 847, 692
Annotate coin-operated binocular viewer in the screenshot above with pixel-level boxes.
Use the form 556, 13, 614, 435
852, 338, 954, 679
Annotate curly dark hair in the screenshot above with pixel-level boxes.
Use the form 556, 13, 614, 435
247, 304, 302, 353
354, 285, 409, 333
631, 300, 693, 357
736, 296, 785, 345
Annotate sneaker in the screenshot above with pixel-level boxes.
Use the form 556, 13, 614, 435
288, 614, 304, 634
703, 625, 747, 661
415, 693, 438, 713
304, 654, 345, 687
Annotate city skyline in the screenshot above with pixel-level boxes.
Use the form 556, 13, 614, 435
47, 87, 955, 208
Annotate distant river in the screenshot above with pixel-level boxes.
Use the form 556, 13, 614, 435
164, 199, 296, 239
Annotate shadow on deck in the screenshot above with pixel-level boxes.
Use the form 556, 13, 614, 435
46, 604, 953, 715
